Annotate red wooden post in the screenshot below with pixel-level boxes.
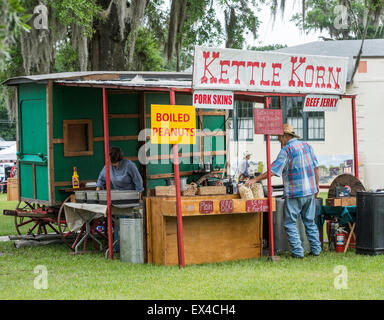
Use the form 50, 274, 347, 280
351, 96, 359, 178
170, 89, 185, 268
265, 97, 275, 257
102, 88, 113, 260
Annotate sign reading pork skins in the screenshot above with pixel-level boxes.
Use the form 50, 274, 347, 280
254, 109, 283, 135
192, 46, 348, 95
303, 95, 340, 112
193, 90, 234, 109
151, 104, 196, 145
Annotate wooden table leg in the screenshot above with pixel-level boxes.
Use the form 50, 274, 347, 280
344, 222, 356, 253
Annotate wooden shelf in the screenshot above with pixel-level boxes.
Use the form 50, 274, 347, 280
146, 195, 266, 266
147, 196, 275, 217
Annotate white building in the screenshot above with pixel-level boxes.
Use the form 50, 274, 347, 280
229, 39, 384, 190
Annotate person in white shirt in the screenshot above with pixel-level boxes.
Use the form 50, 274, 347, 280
239, 151, 252, 181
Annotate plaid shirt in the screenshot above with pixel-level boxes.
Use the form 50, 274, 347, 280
271, 138, 319, 199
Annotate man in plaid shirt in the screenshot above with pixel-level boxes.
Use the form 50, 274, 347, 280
246, 124, 321, 258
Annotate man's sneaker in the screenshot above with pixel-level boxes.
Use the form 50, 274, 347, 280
308, 251, 320, 257
290, 253, 304, 259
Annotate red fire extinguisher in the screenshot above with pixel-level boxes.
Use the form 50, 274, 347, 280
335, 232, 345, 253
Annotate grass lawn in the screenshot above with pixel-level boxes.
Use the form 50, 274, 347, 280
0, 193, 383, 300
0, 193, 19, 236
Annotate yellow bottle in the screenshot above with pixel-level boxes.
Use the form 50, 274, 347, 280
72, 167, 80, 189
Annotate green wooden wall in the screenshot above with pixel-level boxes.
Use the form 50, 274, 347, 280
18, 83, 49, 201
52, 86, 143, 202
145, 93, 227, 190
17, 85, 227, 203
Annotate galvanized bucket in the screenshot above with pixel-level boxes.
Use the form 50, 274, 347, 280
119, 207, 144, 263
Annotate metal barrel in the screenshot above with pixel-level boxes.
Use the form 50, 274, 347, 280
119, 208, 144, 263
273, 198, 290, 254
273, 197, 322, 254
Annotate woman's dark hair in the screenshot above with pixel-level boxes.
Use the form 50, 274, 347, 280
109, 146, 124, 163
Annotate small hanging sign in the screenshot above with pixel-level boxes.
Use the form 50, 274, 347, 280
254, 108, 283, 135
303, 95, 340, 112
193, 90, 234, 109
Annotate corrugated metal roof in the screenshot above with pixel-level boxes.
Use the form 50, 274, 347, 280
276, 39, 384, 58
2, 71, 193, 87
276, 39, 384, 83
56, 75, 192, 89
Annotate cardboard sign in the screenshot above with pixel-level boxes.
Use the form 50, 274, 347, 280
254, 109, 283, 135
193, 90, 234, 109
219, 199, 234, 213
303, 95, 340, 112
151, 104, 196, 145
199, 201, 214, 214
192, 46, 348, 95
246, 199, 269, 212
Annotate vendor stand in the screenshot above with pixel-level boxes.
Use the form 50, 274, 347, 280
2, 45, 357, 264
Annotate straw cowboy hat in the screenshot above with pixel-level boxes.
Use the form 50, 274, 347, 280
282, 123, 301, 139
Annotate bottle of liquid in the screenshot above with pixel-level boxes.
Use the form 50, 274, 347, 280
232, 178, 238, 195
72, 167, 80, 189
226, 177, 234, 194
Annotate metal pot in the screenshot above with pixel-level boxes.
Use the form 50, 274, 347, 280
166, 177, 188, 191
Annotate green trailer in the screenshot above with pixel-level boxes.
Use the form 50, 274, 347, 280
2, 71, 229, 248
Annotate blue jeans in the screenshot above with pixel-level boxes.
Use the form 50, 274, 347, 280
284, 195, 322, 257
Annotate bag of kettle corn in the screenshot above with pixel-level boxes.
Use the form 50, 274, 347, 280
239, 185, 254, 199
251, 183, 264, 199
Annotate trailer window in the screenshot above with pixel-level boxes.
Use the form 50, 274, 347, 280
63, 119, 93, 157
229, 100, 254, 141
269, 97, 325, 141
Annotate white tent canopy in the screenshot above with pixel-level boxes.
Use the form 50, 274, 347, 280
0, 144, 16, 161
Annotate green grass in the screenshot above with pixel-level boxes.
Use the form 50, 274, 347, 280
0, 193, 18, 236
0, 194, 383, 300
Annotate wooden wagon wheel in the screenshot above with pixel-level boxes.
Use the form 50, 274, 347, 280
328, 174, 365, 198
14, 202, 62, 236
58, 196, 108, 251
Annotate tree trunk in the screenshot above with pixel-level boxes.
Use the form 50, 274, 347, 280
165, 0, 187, 69
91, 0, 130, 70
225, 7, 236, 48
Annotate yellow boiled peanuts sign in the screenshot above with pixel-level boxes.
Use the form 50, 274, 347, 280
151, 104, 196, 145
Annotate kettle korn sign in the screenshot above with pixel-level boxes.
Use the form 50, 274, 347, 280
192, 46, 348, 95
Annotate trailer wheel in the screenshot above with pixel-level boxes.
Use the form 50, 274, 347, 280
14, 202, 60, 236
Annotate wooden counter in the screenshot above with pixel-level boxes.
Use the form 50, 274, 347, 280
145, 195, 275, 266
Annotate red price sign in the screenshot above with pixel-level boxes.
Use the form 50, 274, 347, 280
246, 199, 269, 212
219, 200, 234, 213
254, 109, 283, 135
199, 201, 214, 214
